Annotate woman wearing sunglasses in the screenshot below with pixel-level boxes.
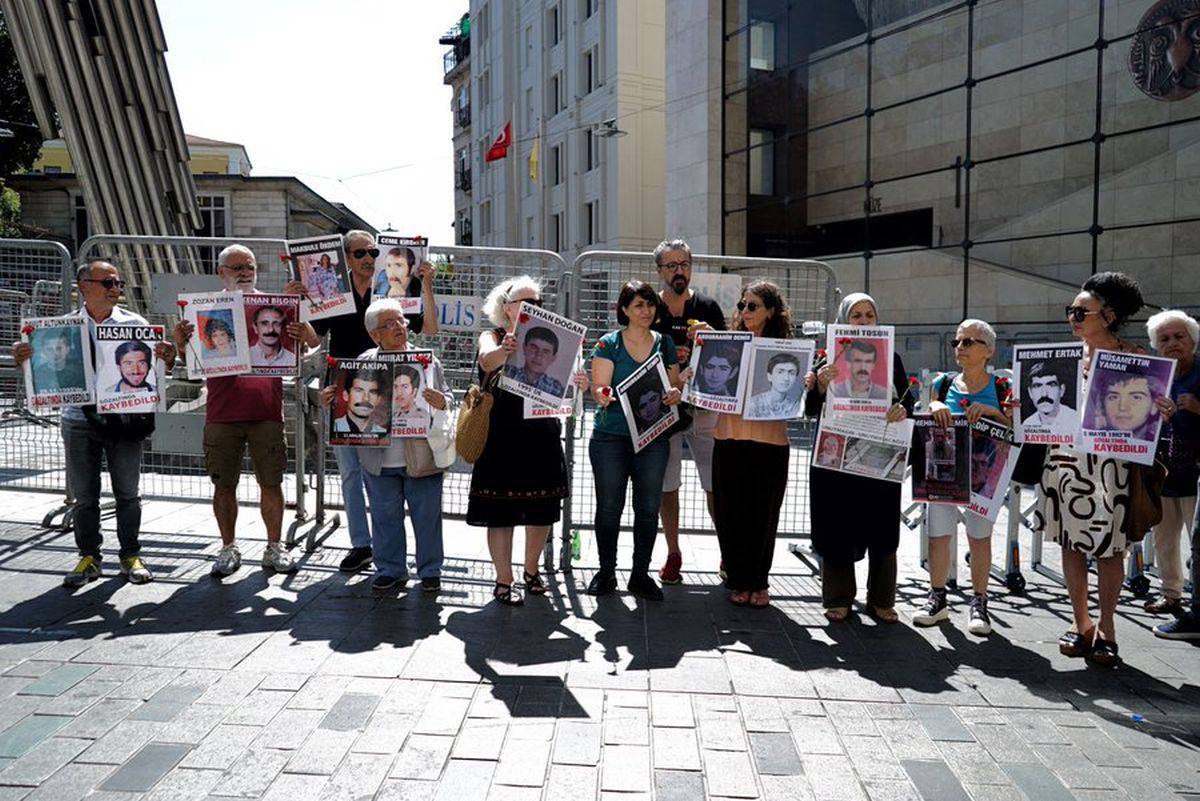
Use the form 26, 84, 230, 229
468, 276, 585, 606
805, 293, 914, 622
1034, 272, 1174, 666
912, 319, 1011, 636
589, 280, 683, 601
706, 281, 793, 607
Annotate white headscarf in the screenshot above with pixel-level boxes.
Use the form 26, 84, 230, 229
836, 292, 877, 324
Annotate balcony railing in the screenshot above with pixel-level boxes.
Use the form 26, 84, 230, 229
456, 104, 471, 129
455, 168, 472, 192
458, 218, 473, 246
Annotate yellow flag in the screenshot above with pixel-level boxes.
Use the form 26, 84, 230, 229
529, 136, 539, 182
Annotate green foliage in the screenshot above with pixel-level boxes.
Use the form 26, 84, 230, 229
1, 12, 45, 177
0, 182, 20, 237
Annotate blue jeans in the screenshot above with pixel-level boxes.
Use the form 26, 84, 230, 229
334, 446, 371, 549
589, 431, 670, 575
1191, 490, 1200, 612
362, 467, 444, 579
61, 417, 144, 560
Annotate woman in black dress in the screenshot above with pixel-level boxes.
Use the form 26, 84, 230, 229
804, 292, 915, 623
467, 275, 583, 605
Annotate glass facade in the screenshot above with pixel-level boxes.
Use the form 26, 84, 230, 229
722, 0, 1200, 338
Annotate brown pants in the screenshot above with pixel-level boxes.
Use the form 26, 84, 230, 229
821, 553, 897, 610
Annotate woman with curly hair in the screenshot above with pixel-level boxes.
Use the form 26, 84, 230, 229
708, 280, 793, 607
1035, 271, 1176, 666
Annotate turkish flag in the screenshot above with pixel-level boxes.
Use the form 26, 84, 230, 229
485, 122, 512, 162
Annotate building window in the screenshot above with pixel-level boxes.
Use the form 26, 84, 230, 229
73, 194, 89, 250
583, 48, 596, 95
197, 194, 229, 270
584, 0, 598, 19
523, 25, 532, 68
583, 129, 594, 172
583, 200, 599, 245
749, 129, 774, 196
749, 21, 775, 71
548, 72, 565, 116
479, 70, 491, 110
525, 86, 534, 131
550, 212, 563, 251
551, 144, 563, 186
526, 216, 535, 246
548, 3, 561, 46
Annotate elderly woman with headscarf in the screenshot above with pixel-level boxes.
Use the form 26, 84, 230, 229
803, 292, 914, 623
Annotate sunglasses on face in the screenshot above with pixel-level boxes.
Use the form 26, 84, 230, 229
736, 300, 762, 312
1065, 305, 1103, 322
351, 248, 381, 259
509, 297, 544, 307
83, 277, 126, 289
951, 337, 986, 348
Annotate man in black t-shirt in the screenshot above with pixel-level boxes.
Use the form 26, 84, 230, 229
287, 230, 439, 574
650, 238, 727, 585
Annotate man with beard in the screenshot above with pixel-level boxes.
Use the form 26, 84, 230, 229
175, 244, 317, 578
650, 238, 726, 584
507, 326, 565, 397
333, 369, 388, 435
747, 352, 802, 418
1021, 360, 1076, 434
287, 231, 438, 575
249, 305, 294, 367
112, 341, 154, 393
832, 340, 888, 400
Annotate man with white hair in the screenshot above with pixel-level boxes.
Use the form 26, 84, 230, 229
1144, 310, 1200, 631
11, 260, 175, 586
286, 230, 438, 574
174, 244, 317, 577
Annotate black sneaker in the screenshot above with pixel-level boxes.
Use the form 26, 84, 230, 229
339, 547, 373, 573
627, 572, 664, 602
371, 573, 406, 592
421, 577, 441, 593
967, 593, 992, 636
912, 589, 950, 626
587, 571, 618, 596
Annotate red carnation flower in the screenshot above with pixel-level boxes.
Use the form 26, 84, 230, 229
415, 354, 432, 367
909, 376, 919, 386
958, 398, 971, 408
838, 337, 852, 346
600, 386, 612, 397
21, 324, 33, 335
519, 312, 531, 324
326, 355, 337, 368
278, 254, 291, 263
596, 340, 606, 350
695, 336, 704, 347
816, 349, 827, 359
176, 299, 188, 309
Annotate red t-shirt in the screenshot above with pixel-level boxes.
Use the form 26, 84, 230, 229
206, 375, 284, 423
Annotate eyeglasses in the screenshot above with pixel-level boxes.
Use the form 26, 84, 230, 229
222, 263, 256, 273
508, 297, 544, 307
372, 317, 407, 332
736, 300, 762, 312
662, 262, 691, 272
1065, 305, 1103, 322
951, 337, 986, 348
82, 278, 126, 289
351, 248, 381, 259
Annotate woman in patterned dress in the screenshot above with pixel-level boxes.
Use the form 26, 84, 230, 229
1034, 272, 1175, 666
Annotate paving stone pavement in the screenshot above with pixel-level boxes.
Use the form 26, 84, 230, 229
0, 492, 1197, 800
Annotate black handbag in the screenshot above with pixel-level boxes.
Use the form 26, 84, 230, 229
82, 405, 157, 442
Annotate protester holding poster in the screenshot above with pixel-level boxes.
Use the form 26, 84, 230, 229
825, 323, 895, 416
468, 276, 586, 606
12, 260, 176, 586
285, 230, 438, 576
1144, 310, 1200, 627
804, 292, 914, 624
500, 302, 587, 410
589, 280, 682, 602
1080, 350, 1175, 464
706, 281, 796, 608
912, 319, 1013, 636
650, 238, 727, 585
244, 295, 301, 377
1032, 272, 1176, 666
175, 245, 317, 579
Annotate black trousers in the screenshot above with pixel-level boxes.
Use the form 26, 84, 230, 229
712, 439, 790, 591
821, 553, 897, 610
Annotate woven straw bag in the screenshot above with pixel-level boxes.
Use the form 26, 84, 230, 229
455, 369, 499, 464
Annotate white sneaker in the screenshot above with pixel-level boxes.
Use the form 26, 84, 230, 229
211, 544, 242, 577
912, 589, 950, 627
967, 594, 992, 636
262, 542, 297, 573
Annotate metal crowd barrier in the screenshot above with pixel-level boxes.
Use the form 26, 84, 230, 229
567, 250, 838, 567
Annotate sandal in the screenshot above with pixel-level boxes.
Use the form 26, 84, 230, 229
493, 583, 524, 606
749, 590, 770, 608
824, 606, 850, 622
867, 605, 900, 624
1086, 636, 1120, 667
729, 590, 750, 606
523, 571, 547, 595
1058, 627, 1094, 658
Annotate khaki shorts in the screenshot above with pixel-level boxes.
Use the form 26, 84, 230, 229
203, 420, 287, 489
663, 409, 717, 493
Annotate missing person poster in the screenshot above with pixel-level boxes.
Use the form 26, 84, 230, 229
813, 413, 913, 484
911, 414, 971, 504
244, 294, 301, 377
500, 301, 587, 410
524, 354, 582, 419
180, 291, 251, 379
94, 325, 165, 414
743, 338, 815, 421
681, 330, 753, 413
1012, 342, 1084, 446
385, 350, 433, 438
327, 358, 392, 447
967, 418, 1020, 522
617, 352, 679, 453
374, 235, 428, 308
287, 234, 354, 321
1079, 349, 1175, 466
20, 315, 95, 409
826, 324, 895, 417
